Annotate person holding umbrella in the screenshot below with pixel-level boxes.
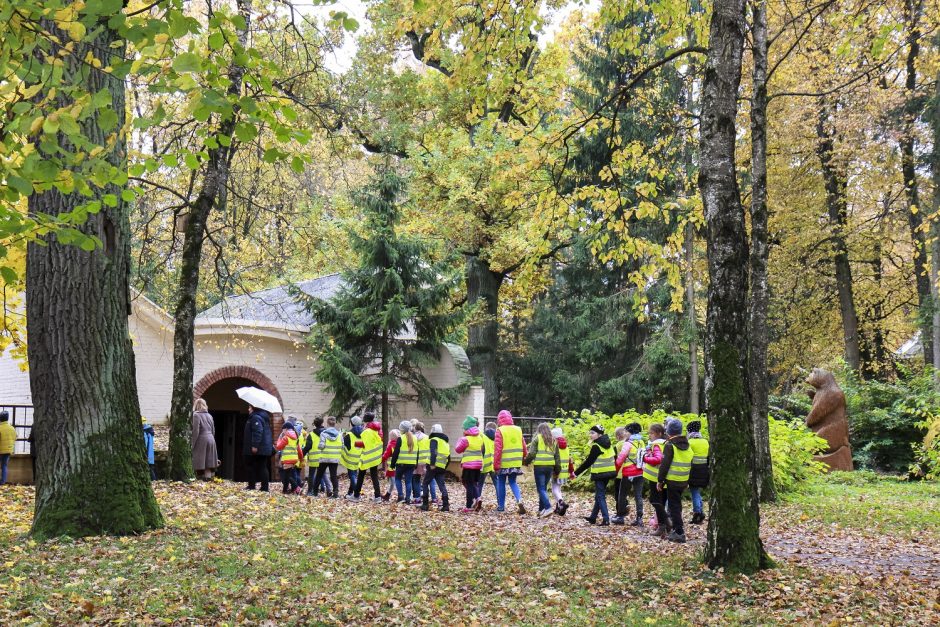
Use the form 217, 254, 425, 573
238, 387, 279, 492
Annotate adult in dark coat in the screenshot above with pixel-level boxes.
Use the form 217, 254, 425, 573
243, 405, 273, 491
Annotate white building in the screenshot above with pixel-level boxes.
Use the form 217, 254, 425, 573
0, 274, 482, 481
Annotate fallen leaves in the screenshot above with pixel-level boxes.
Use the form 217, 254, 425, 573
0, 480, 937, 624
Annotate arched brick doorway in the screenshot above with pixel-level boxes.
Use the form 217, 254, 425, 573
194, 366, 283, 483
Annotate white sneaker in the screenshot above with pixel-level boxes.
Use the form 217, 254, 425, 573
539, 508, 554, 519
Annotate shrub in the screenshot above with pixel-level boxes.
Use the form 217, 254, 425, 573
768, 417, 828, 493
910, 412, 940, 480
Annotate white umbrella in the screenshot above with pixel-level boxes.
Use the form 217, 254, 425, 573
236, 386, 282, 413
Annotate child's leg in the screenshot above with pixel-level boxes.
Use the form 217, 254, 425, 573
508, 473, 522, 502
495, 473, 507, 509
551, 478, 563, 502
632, 476, 645, 519
690, 486, 703, 514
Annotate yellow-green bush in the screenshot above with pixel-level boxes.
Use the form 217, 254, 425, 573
553, 409, 827, 493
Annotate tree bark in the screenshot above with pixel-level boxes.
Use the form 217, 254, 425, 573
166, 0, 251, 480
466, 255, 504, 415
931, 70, 940, 376
699, 0, 770, 573
815, 103, 862, 372
26, 16, 163, 539
901, 0, 932, 365
748, 0, 777, 504
685, 222, 700, 415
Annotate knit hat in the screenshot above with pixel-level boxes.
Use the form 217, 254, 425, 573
363, 411, 376, 422
551, 427, 563, 438
497, 409, 512, 422
399, 420, 412, 433
462, 416, 478, 430
589, 424, 605, 435
350, 415, 362, 426
687, 420, 702, 433
666, 419, 683, 436
431, 424, 443, 433
626, 422, 642, 435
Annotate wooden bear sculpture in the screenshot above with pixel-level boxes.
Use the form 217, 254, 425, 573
805, 368, 853, 471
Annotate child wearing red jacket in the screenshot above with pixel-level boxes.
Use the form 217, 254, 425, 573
551, 427, 574, 516
381, 429, 400, 501
613, 422, 645, 526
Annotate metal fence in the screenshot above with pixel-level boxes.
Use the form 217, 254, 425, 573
1, 404, 33, 454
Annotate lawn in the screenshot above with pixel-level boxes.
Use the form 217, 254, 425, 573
0, 476, 937, 625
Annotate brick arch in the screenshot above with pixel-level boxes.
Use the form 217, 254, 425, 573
193, 365, 283, 413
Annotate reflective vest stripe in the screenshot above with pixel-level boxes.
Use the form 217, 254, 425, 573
642, 439, 666, 481
533, 434, 556, 466
417, 436, 430, 465
321, 438, 342, 462
498, 425, 524, 468
398, 436, 418, 465
666, 445, 695, 482
591, 444, 616, 475
481, 435, 494, 472
307, 432, 321, 468
434, 440, 451, 469
558, 445, 570, 469
280, 434, 300, 465
340, 433, 363, 469
359, 430, 384, 470
462, 435, 483, 466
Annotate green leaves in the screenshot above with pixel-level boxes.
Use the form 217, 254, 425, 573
171, 52, 203, 74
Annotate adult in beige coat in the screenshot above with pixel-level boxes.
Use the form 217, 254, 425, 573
192, 398, 219, 479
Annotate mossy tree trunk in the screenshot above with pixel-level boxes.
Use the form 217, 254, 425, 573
698, 0, 771, 573
166, 0, 251, 480
26, 16, 163, 540
748, 0, 776, 504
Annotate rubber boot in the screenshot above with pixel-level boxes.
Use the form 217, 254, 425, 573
441, 495, 450, 512
420, 491, 430, 512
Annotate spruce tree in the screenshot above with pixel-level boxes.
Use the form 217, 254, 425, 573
300, 171, 468, 436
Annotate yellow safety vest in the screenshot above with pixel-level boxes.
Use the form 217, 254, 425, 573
417, 435, 430, 465
642, 439, 666, 482
689, 437, 710, 467
433, 438, 451, 469
665, 444, 695, 483
280, 433, 300, 466
533, 434, 557, 467
497, 425, 524, 469
481, 434, 494, 473
558, 444, 570, 471
397, 435, 419, 465
590, 443, 615, 476
321, 434, 342, 463
620, 438, 644, 472
359, 428, 384, 470
462, 434, 483, 466
340, 431, 363, 470
306, 431, 321, 468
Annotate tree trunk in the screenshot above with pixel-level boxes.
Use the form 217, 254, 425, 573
381, 329, 391, 439
685, 222, 700, 414
901, 0, 932, 364
26, 17, 163, 539
815, 103, 862, 372
748, 0, 777, 504
166, 0, 251, 480
931, 70, 940, 375
699, 0, 770, 573
466, 255, 504, 415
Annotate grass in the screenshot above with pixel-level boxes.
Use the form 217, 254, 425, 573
0, 476, 937, 625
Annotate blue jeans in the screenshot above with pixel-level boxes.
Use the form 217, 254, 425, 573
496, 473, 522, 510
346, 469, 358, 494
0, 454, 9, 485
395, 466, 415, 501
690, 486, 703, 514
533, 467, 553, 511
477, 471, 497, 496
591, 477, 610, 522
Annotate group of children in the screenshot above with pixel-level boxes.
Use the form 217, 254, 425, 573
270, 409, 709, 544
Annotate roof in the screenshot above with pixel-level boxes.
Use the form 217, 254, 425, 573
196, 274, 344, 330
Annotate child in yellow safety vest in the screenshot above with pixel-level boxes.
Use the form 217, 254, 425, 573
523, 422, 561, 518
420, 424, 450, 512
642, 423, 667, 534
572, 425, 616, 526
656, 418, 693, 544
686, 420, 709, 525
275, 418, 303, 494
550, 427, 573, 516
